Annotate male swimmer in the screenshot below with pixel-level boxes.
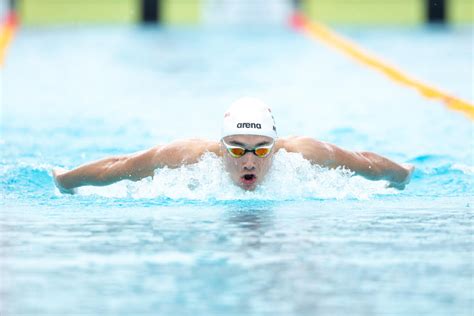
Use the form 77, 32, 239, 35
53, 97, 414, 194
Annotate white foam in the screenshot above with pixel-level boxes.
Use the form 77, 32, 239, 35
77, 150, 396, 201
451, 164, 474, 175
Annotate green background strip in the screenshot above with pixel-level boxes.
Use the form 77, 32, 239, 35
16, 0, 474, 25
161, 0, 200, 24
19, 0, 139, 25
302, 0, 424, 25
448, 0, 474, 23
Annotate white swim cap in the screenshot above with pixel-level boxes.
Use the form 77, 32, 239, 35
221, 97, 277, 139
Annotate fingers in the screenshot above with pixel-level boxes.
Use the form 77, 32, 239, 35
402, 164, 415, 183
402, 163, 415, 175
386, 163, 415, 190
386, 181, 406, 190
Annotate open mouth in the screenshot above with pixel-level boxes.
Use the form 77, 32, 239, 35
241, 174, 257, 186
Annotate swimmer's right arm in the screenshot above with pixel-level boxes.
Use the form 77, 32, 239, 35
53, 146, 162, 194
53, 139, 220, 194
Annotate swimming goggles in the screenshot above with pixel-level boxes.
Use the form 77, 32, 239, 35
222, 139, 274, 158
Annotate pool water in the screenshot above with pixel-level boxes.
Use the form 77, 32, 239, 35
1, 24, 473, 315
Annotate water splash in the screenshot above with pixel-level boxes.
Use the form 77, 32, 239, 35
2, 152, 472, 202
76, 150, 396, 201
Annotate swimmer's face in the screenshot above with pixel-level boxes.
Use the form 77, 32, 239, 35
221, 135, 275, 191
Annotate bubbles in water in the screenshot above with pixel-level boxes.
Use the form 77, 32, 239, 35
77, 150, 396, 201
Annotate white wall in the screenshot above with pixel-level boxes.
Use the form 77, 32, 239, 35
202, 0, 294, 25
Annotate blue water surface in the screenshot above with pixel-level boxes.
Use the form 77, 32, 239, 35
1, 24, 473, 316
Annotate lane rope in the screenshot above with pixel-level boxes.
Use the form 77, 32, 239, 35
0, 11, 18, 67
290, 12, 474, 120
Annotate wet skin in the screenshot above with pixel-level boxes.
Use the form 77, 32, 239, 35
53, 135, 414, 194
220, 135, 275, 191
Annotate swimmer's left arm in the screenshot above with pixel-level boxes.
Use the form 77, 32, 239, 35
284, 137, 414, 190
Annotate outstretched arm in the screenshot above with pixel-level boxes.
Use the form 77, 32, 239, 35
53, 146, 160, 194
282, 137, 414, 189
53, 139, 219, 194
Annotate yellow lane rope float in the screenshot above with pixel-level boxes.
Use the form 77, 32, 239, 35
0, 12, 18, 67
290, 13, 474, 120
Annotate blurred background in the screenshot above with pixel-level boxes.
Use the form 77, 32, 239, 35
1, 0, 472, 162
2, 0, 473, 25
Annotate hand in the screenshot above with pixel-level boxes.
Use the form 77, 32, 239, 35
387, 163, 415, 190
52, 168, 76, 195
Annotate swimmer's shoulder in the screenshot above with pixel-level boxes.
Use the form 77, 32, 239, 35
276, 136, 333, 155
275, 136, 335, 165
155, 138, 221, 164
275, 136, 319, 152
188, 138, 221, 157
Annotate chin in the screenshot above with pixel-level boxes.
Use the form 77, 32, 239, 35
238, 180, 259, 191
242, 184, 257, 191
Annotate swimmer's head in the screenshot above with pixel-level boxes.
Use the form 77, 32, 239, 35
221, 97, 277, 140
220, 97, 277, 191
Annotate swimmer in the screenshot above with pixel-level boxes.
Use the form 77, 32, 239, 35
53, 97, 415, 194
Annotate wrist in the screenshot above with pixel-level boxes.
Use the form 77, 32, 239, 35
53, 168, 76, 194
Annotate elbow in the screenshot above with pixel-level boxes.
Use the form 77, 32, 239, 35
358, 151, 410, 184
106, 156, 153, 182
358, 152, 384, 179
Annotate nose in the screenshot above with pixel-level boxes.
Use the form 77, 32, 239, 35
241, 154, 256, 171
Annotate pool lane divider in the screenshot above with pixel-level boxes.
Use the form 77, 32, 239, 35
0, 11, 18, 67
290, 12, 474, 120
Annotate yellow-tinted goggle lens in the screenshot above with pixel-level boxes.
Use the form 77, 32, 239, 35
229, 147, 246, 157
254, 147, 271, 157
